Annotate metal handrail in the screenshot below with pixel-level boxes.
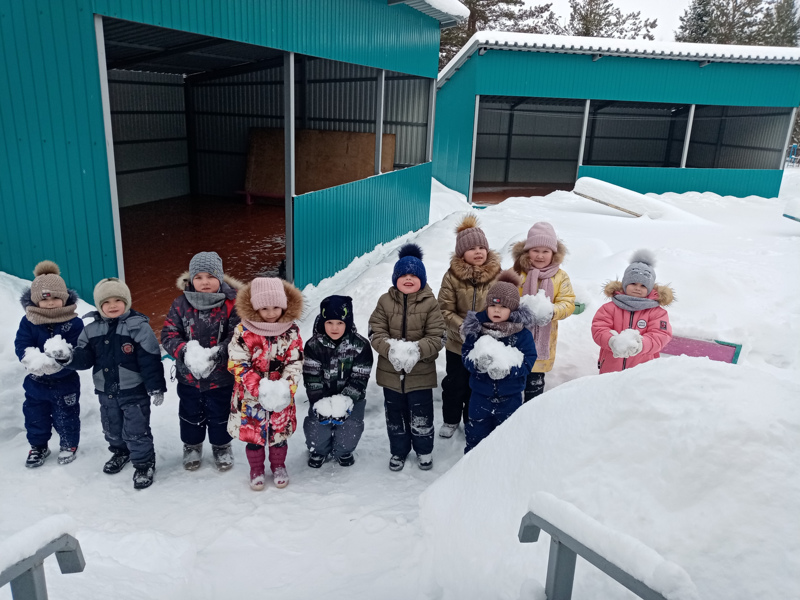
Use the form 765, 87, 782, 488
0, 534, 85, 600
518, 511, 671, 600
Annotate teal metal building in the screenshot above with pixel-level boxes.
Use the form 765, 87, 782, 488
0, 0, 466, 298
433, 33, 800, 201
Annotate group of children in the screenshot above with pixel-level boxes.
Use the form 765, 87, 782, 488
14, 216, 673, 491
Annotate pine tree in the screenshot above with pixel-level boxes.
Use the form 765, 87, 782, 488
439, 1, 561, 69
759, 0, 800, 46
555, 0, 658, 39
675, 0, 714, 42
675, 0, 765, 44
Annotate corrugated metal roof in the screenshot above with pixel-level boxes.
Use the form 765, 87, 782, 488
389, 0, 467, 27
439, 32, 800, 86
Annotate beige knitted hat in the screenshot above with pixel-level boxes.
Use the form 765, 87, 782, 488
30, 261, 69, 303
93, 277, 132, 309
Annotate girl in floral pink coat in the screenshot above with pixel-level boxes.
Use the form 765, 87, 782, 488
591, 250, 674, 374
227, 277, 303, 491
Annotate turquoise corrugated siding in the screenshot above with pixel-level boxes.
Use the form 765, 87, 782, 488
577, 166, 784, 198
433, 49, 800, 199
293, 162, 432, 288
0, 0, 439, 298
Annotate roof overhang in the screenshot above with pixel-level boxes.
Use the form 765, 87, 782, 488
388, 0, 468, 29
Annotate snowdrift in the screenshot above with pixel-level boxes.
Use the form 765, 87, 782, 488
420, 357, 800, 600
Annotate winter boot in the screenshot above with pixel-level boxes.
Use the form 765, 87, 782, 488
272, 466, 289, 489
438, 423, 459, 439
25, 446, 50, 468
417, 454, 433, 471
58, 446, 78, 465
103, 449, 131, 474
246, 446, 266, 491
389, 454, 406, 472
211, 443, 234, 472
133, 462, 156, 490
182, 443, 203, 471
336, 452, 355, 467
307, 453, 327, 469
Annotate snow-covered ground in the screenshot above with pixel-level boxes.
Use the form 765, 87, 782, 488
1, 172, 798, 599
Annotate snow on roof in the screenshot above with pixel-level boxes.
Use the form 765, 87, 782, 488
392, 0, 469, 27
439, 31, 800, 84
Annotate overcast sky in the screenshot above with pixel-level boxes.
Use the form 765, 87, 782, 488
527, 0, 694, 42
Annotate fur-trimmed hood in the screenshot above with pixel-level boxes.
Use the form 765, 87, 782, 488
603, 280, 674, 306
461, 304, 535, 339
448, 250, 502, 284
512, 240, 568, 274
176, 271, 244, 297
20, 287, 79, 310
235, 279, 304, 324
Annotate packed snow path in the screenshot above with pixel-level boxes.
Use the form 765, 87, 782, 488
1, 174, 798, 599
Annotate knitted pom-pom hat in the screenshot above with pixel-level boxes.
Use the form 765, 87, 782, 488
485, 270, 522, 311
454, 214, 489, 258
250, 277, 287, 310
30, 261, 70, 304
622, 249, 657, 294
392, 243, 427, 290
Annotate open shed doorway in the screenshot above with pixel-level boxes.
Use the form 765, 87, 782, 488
98, 17, 288, 331
472, 96, 586, 205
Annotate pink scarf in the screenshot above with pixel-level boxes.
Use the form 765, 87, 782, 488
242, 319, 294, 337
522, 263, 561, 360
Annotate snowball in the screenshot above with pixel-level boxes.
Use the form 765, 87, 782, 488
184, 340, 218, 379
609, 329, 643, 358
315, 394, 354, 419
520, 290, 554, 326
43, 335, 72, 360
21, 347, 62, 376
466, 335, 524, 380
258, 378, 292, 412
387, 339, 420, 372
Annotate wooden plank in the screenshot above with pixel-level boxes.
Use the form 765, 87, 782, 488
572, 190, 642, 217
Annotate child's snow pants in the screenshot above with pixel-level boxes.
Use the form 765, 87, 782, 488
383, 388, 434, 458
177, 383, 233, 446
303, 399, 366, 458
99, 392, 154, 468
23, 374, 81, 449
465, 391, 523, 453
441, 350, 471, 426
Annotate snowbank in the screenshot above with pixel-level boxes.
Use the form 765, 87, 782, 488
420, 357, 800, 599
430, 177, 469, 224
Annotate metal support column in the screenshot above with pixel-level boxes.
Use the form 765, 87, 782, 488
375, 70, 385, 175
467, 95, 480, 205
94, 15, 125, 281
284, 52, 296, 283
425, 77, 436, 163
503, 107, 516, 184
680, 104, 696, 168
545, 537, 578, 600
9, 562, 48, 600
576, 99, 590, 179
780, 107, 797, 169
184, 79, 199, 195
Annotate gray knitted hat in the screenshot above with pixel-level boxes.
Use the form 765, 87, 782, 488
622, 250, 657, 294
485, 270, 522, 311
94, 277, 132, 309
189, 251, 224, 283
454, 214, 489, 258
30, 261, 69, 303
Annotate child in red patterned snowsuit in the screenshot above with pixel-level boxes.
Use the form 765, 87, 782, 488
227, 277, 303, 491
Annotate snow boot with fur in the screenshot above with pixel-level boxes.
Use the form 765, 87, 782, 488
211, 443, 234, 471
183, 443, 203, 471
246, 446, 266, 491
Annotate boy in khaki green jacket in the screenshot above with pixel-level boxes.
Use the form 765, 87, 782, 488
369, 243, 445, 472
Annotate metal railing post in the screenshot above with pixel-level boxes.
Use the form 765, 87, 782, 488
545, 537, 578, 600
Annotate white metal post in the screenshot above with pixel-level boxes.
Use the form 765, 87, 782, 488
94, 15, 125, 281
284, 52, 296, 282
468, 95, 480, 205
576, 99, 591, 179
680, 104, 696, 168
375, 70, 385, 175
425, 77, 437, 162
780, 107, 797, 170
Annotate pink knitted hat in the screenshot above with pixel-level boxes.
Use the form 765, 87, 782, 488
250, 277, 287, 310
523, 222, 558, 252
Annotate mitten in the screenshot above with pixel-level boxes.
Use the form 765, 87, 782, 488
43, 335, 73, 363
150, 392, 165, 406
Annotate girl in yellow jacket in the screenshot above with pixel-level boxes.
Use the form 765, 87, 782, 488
512, 222, 575, 401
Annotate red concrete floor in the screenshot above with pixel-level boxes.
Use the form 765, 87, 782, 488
120, 195, 285, 334
472, 183, 571, 205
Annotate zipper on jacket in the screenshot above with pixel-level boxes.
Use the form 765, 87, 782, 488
471, 283, 477, 311
401, 294, 408, 394
622, 312, 635, 370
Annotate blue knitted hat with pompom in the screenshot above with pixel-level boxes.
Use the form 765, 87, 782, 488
392, 243, 427, 290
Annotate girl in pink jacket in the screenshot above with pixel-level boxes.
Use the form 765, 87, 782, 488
591, 250, 674, 374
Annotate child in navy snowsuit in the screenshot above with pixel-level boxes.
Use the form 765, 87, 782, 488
461, 270, 537, 453
302, 295, 373, 468
14, 261, 84, 468
161, 251, 242, 472
51, 278, 166, 489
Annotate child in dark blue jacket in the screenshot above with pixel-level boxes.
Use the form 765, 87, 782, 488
14, 261, 84, 468
49, 278, 166, 489
460, 270, 537, 453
